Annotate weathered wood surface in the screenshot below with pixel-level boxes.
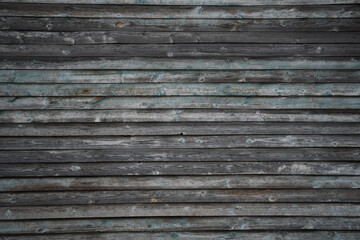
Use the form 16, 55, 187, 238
2, 18, 360, 32
2, 232, 360, 240
1, 162, 359, 177
2, 176, 360, 191
1, 217, 360, 234
1, 189, 359, 206
4, 0, 360, 5
1, 1, 359, 238
2, 4, 360, 19
2, 57, 360, 70
3, 44, 360, 57
2, 83, 360, 96
2, 123, 360, 136
1, 135, 359, 149
1, 96, 360, 109
2, 109, 360, 123
2, 203, 360, 220
1, 148, 359, 163
2, 32, 360, 45
1, 70, 360, 83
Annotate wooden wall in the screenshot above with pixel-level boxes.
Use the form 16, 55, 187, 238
0, 0, 360, 239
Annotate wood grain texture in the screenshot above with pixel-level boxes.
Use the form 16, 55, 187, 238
1, 217, 360, 234
2, 32, 360, 45
2, 123, 360, 136
2, 83, 360, 96
2, 57, 360, 70
1, 109, 359, 123
2, 18, 360, 32
1, 148, 359, 163
1, 1, 359, 237
3, 44, 360, 57
1, 189, 359, 206
2, 203, 360, 220
1, 70, 359, 83
0, 135, 359, 149
1, 96, 360, 110
3, 0, 360, 5
1, 162, 359, 177
2, 176, 359, 191
2, 4, 360, 19
2, 231, 360, 240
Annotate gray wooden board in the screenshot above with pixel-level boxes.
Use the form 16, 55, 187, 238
0, 162, 359, 177
1, 83, 360, 96
2, 18, 360, 32
2, 32, 360, 45
2, 0, 360, 5
1, 231, 360, 240
1, 96, 360, 109
1, 176, 360, 191
1, 109, 360, 123
1, 123, 360, 136
1, 189, 359, 206
1, 217, 360, 234
2, 57, 360, 70
2, 4, 360, 19
0, 135, 359, 149
1, 148, 360, 163
1, 203, 360, 219
3, 44, 360, 57
1, 70, 360, 83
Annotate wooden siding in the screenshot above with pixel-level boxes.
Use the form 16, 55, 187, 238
0, 1, 359, 239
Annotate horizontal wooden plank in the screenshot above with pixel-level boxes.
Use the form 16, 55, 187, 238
2, 44, 360, 58
2, 83, 360, 97
1, 96, 360, 110
2, 217, 360, 236
2, 57, 360, 70
2, 231, 360, 240
1, 135, 359, 150
2, 123, 360, 137
2, 18, 359, 32
1, 110, 359, 123
2, 4, 360, 19
2, 176, 359, 191
1, 162, 359, 177
1, 148, 359, 163
2, 70, 360, 83
1, 217, 359, 234
3, 0, 360, 5
1, 189, 358, 206
2, 32, 360, 45
2, 203, 360, 220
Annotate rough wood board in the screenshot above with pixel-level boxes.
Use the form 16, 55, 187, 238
2, 0, 360, 5
2, 203, 360, 220
1, 217, 360, 234
1, 70, 359, 83
2, 123, 360, 136
2, 231, 360, 240
1, 109, 360, 123
1, 189, 359, 206
2, 176, 360, 191
1, 148, 360, 163
2, 4, 360, 19
2, 32, 360, 45
2, 18, 360, 32
1, 162, 359, 177
2, 83, 360, 96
